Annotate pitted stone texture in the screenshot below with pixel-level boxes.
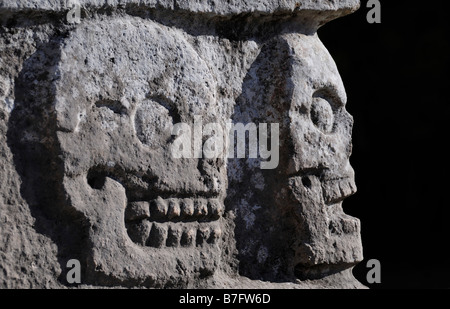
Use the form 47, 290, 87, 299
0, 25, 64, 289
1, 0, 360, 16
0, 1, 363, 289
0, 111, 62, 288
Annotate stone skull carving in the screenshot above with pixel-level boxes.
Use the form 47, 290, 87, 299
54, 17, 227, 287
3, 0, 363, 288
54, 19, 362, 286
228, 33, 362, 281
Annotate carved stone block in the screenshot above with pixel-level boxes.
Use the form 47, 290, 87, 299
0, 0, 363, 288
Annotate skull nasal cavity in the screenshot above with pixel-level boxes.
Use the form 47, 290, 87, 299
87, 168, 107, 189
301, 176, 312, 188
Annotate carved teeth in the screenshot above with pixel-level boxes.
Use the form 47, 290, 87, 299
194, 198, 208, 218
126, 220, 152, 246
150, 197, 168, 220
207, 199, 224, 220
166, 225, 182, 247
180, 226, 196, 247
167, 198, 181, 220
125, 198, 224, 246
180, 199, 194, 218
322, 178, 356, 205
125, 201, 150, 221
127, 222, 222, 248
196, 225, 211, 246
136, 197, 223, 222
148, 222, 168, 248
197, 222, 222, 245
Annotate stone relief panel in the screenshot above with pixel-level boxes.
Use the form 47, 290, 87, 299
0, 0, 363, 288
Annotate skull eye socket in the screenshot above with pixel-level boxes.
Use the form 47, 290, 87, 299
134, 99, 176, 149
310, 97, 334, 133
310, 88, 343, 134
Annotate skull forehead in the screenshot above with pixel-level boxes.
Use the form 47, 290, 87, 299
284, 36, 352, 174
284, 34, 346, 102
55, 17, 217, 132
54, 17, 224, 192
51, 18, 227, 285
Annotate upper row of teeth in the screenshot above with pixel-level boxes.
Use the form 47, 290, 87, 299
125, 197, 224, 222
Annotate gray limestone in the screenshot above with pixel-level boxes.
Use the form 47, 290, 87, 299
0, 0, 364, 288
1, 0, 359, 15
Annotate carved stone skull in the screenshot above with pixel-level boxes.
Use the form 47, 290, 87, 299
45, 3, 362, 287
1, 0, 365, 289
54, 17, 227, 287
228, 33, 363, 280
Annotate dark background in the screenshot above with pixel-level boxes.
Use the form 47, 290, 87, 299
319, 0, 450, 289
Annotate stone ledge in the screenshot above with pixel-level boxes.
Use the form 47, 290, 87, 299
1, 0, 360, 16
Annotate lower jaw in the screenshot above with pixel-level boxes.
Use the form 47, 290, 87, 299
126, 220, 222, 248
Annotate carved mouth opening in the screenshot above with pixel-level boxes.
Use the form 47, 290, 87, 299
320, 177, 356, 205
289, 166, 356, 206
86, 165, 224, 248
124, 198, 224, 248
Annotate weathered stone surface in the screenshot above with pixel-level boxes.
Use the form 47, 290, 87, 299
0, 0, 364, 288
1, 0, 360, 15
